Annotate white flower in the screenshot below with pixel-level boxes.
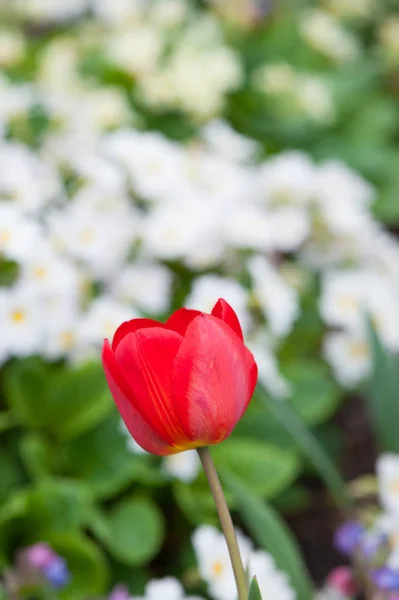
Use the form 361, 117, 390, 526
253, 63, 296, 95
134, 577, 204, 600
106, 26, 162, 76
248, 256, 299, 338
257, 151, 316, 207
0, 141, 61, 212
248, 550, 296, 600
0, 30, 25, 67
163, 451, 200, 483
314, 160, 374, 210
142, 200, 222, 266
326, 0, 375, 20
0, 204, 44, 262
149, 0, 188, 28
104, 130, 185, 203
320, 270, 399, 351
301, 10, 360, 63
192, 525, 253, 600
294, 75, 334, 123
323, 331, 370, 387
91, 0, 142, 23
248, 334, 291, 399
320, 270, 368, 331
377, 454, 399, 517
185, 275, 250, 333
223, 204, 274, 252
0, 283, 43, 362
77, 296, 136, 351
267, 207, 310, 252
201, 120, 259, 164
110, 262, 172, 315
18, 0, 89, 23
47, 187, 139, 279
19, 245, 81, 297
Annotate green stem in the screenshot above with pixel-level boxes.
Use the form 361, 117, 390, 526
197, 447, 248, 600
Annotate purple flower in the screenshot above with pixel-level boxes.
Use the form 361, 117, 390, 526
359, 531, 387, 559
109, 585, 130, 600
372, 566, 399, 592
42, 557, 70, 589
24, 543, 57, 569
334, 521, 364, 556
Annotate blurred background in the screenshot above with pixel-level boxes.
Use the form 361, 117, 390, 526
1, 0, 399, 598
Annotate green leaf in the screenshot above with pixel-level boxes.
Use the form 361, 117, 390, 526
23, 479, 94, 536
258, 387, 351, 509
224, 471, 314, 600
367, 321, 399, 452
248, 577, 263, 600
3, 357, 50, 427
56, 413, 163, 499
91, 497, 165, 566
3, 359, 112, 439
51, 362, 113, 440
19, 432, 50, 480
283, 360, 341, 426
46, 532, 108, 600
212, 438, 301, 500
0, 436, 26, 503
173, 480, 218, 526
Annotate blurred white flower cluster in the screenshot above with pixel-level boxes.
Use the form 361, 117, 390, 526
1, 0, 398, 394
192, 525, 296, 600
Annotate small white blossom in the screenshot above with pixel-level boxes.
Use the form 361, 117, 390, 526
185, 275, 250, 333
301, 9, 360, 63
249, 550, 296, 600
0, 283, 44, 362
192, 525, 253, 600
110, 262, 172, 316
133, 577, 204, 600
248, 256, 299, 338
323, 331, 370, 387
377, 454, 399, 517
163, 451, 201, 483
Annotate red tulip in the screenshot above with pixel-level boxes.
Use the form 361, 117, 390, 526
102, 298, 258, 455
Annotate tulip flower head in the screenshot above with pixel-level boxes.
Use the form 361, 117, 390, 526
102, 298, 258, 455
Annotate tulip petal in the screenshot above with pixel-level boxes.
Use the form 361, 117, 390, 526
112, 318, 164, 351
211, 298, 243, 340
115, 328, 191, 447
166, 308, 202, 335
172, 314, 258, 445
102, 341, 173, 455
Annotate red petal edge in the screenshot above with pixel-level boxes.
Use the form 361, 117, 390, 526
102, 340, 174, 455
112, 318, 164, 351
172, 314, 258, 445
211, 298, 244, 340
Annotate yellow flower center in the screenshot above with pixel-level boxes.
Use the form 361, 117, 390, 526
338, 295, 358, 312
0, 230, 11, 244
212, 560, 225, 577
349, 341, 368, 358
33, 266, 47, 280
59, 331, 76, 350
389, 480, 399, 496
11, 309, 26, 324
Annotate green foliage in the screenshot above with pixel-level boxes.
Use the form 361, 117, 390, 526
367, 321, 399, 452
257, 386, 352, 509
90, 497, 165, 566
248, 577, 263, 600
3, 358, 112, 439
46, 533, 109, 600
225, 472, 314, 600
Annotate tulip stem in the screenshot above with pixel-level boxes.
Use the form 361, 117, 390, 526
197, 447, 248, 600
